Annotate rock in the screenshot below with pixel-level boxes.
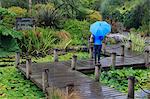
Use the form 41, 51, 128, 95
107, 33, 127, 42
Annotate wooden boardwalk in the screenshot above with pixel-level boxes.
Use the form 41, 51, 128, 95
16, 44, 149, 99
77, 44, 149, 73
18, 62, 127, 99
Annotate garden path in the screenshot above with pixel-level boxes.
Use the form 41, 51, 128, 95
18, 62, 127, 99
17, 43, 149, 99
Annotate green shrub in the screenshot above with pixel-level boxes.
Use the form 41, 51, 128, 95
63, 19, 90, 45
34, 3, 63, 28
0, 7, 16, 27
8, 6, 28, 17
89, 68, 150, 93
1, 0, 28, 8
20, 27, 56, 56
86, 10, 102, 22
122, 32, 146, 52
101, 0, 148, 31
55, 30, 72, 49
0, 25, 22, 57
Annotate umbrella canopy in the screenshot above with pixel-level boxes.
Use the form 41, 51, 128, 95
90, 21, 111, 37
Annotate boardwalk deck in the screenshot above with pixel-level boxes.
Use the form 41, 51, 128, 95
17, 44, 149, 99
18, 62, 127, 99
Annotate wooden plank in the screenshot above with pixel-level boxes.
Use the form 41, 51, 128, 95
18, 61, 127, 99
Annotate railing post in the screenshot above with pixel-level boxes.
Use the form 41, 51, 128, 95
102, 38, 107, 54
89, 36, 94, 59
89, 43, 94, 59
111, 52, 116, 67
66, 83, 74, 96
42, 68, 49, 92
128, 40, 132, 50
128, 76, 135, 99
145, 50, 149, 67
15, 52, 20, 67
26, 57, 32, 79
95, 63, 101, 82
121, 45, 125, 56
53, 48, 58, 62
71, 55, 77, 70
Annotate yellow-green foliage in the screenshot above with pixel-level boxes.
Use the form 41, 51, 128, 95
8, 6, 27, 17
87, 10, 102, 22
34, 3, 54, 10
123, 32, 146, 52
129, 33, 146, 52
48, 87, 80, 99
2, 7, 28, 27
55, 30, 72, 49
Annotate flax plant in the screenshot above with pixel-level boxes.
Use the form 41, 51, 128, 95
122, 32, 146, 52
21, 28, 56, 56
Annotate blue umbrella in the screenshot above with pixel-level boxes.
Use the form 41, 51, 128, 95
90, 21, 111, 37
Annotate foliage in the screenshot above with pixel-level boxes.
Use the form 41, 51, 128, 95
140, 0, 150, 36
86, 10, 102, 22
33, 52, 89, 63
80, 0, 97, 8
55, 30, 72, 49
49, 0, 80, 19
0, 25, 23, 57
48, 87, 80, 99
49, 0, 95, 20
122, 32, 146, 52
89, 68, 150, 93
0, 25, 22, 39
63, 19, 90, 45
0, 66, 45, 98
100, 0, 123, 21
0, 7, 15, 17
0, 7, 16, 27
20, 28, 56, 56
8, 6, 28, 17
34, 3, 63, 28
1, 0, 28, 8
122, 2, 144, 29
100, 0, 149, 33
1, 6, 28, 28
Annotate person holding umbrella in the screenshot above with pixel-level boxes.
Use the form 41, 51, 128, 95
90, 21, 111, 64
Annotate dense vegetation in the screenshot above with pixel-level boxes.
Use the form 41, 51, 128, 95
89, 68, 150, 93
0, 0, 149, 55
0, 67, 45, 98
0, 0, 149, 98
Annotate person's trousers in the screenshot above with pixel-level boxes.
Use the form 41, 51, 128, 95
94, 45, 102, 64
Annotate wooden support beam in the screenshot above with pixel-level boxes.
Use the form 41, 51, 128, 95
102, 42, 106, 54
95, 63, 101, 82
42, 68, 49, 92
128, 76, 135, 99
145, 50, 149, 67
128, 40, 132, 50
15, 52, 20, 67
89, 36, 94, 59
26, 58, 32, 79
121, 45, 125, 56
111, 52, 116, 67
71, 55, 77, 70
53, 48, 59, 62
